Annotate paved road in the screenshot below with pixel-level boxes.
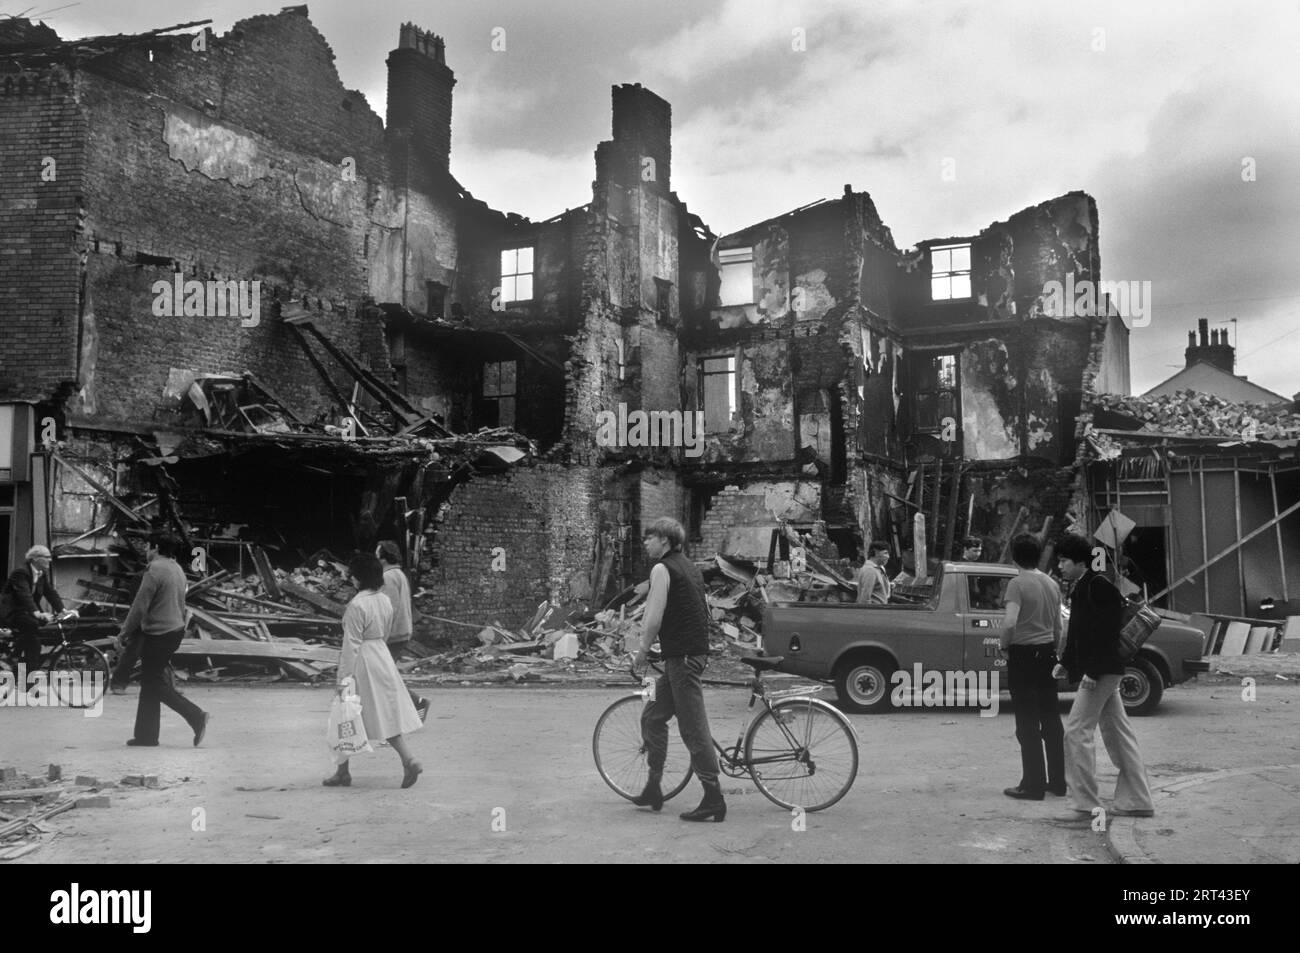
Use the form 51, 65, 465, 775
2, 676, 1295, 863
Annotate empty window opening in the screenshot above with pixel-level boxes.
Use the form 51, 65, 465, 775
700, 355, 737, 434
425, 280, 448, 318
718, 247, 754, 307
500, 248, 534, 303
482, 360, 517, 427
930, 244, 971, 300
915, 353, 957, 431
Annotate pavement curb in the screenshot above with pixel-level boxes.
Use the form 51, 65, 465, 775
1102, 763, 1300, 864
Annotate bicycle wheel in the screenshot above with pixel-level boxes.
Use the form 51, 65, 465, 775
744, 697, 859, 812
48, 643, 110, 708
592, 695, 694, 803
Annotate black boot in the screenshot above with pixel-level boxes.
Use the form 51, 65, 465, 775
631, 776, 664, 811
680, 780, 726, 822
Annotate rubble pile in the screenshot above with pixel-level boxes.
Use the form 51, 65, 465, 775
0, 764, 135, 861
1091, 391, 1300, 441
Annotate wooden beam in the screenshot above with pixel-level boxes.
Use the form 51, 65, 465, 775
299, 323, 420, 425
49, 451, 149, 525
1234, 464, 1245, 616
1149, 498, 1300, 603
188, 606, 256, 641
249, 544, 282, 601
202, 587, 308, 614
278, 580, 346, 618
942, 463, 962, 560
242, 371, 306, 426
1271, 465, 1290, 602
288, 324, 352, 414
1198, 461, 1209, 614
928, 462, 942, 555
174, 639, 339, 664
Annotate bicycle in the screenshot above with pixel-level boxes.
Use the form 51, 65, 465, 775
0, 610, 110, 708
592, 653, 860, 812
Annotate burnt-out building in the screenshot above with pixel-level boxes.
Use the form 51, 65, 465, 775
688, 189, 1131, 567
1, 7, 1129, 636
0, 10, 715, 634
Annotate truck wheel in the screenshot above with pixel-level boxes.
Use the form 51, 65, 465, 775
834, 655, 897, 714
1120, 658, 1163, 715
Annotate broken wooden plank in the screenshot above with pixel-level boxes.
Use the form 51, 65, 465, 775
249, 544, 283, 601
188, 606, 257, 641
173, 639, 340, 663
0, 786, 66, 800
242, 371, 307, 426
288, 324, 354, 415
0, 843, 41, 861
1148, 498, 1300, 603
278, 580, 346, 618
396, 414, 454, 438
49, 450, 150, 526
202, 587, 309, 614
299, 322, 421, 424
186, 570, 233, 598
77, 578, 129, 598
0, 799, 76, 840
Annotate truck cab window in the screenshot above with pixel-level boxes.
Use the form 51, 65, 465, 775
967, 575, 1009, 611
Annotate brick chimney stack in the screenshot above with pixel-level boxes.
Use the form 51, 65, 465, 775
386, 23, 455, 172
594, 83, 671, 190
1184, 318, 1235, 373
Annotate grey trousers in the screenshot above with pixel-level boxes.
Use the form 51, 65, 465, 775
641, 654, 720, 787
1064, 673, 1154, 813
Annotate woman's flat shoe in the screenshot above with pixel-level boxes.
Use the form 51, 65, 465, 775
322, 772, 351, 787
401, 760, 423, 789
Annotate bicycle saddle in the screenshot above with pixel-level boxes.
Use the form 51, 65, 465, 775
740, 655, 784, 671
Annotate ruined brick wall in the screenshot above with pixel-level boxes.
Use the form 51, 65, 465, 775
49, 11, 460, 424
0, 71, 86, 402
967, 464, 1077, 560
420, 464, 602, 639
896, 191, 1100, 329
697, 481, 821, 559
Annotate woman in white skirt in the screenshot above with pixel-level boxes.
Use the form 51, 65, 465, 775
324, 553, 424, 788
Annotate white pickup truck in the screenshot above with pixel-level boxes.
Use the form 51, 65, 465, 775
761, 562, 1210, 715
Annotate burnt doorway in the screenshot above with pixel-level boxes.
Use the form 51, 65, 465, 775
1125, 526, 1168, 605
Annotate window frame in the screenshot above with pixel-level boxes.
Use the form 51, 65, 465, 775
718, 246, 755, 307
929, 243, 972, 301
500, 247, 535, 304
698, 354, 738, 436
481, 359, 518, 428
912, 351, 959, 434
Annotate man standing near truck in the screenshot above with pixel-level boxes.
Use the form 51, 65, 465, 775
999, 534, 1065, 800
855, 542, 892, 605
1052, 534, 1154, 818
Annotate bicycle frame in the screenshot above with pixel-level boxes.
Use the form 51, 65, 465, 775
714, 671, 829, 771
635, 661, 842, 772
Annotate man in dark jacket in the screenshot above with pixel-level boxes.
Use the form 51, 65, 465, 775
631, 517, 725, 822
1053, 534, 1154, 818
0, 545, 64, 672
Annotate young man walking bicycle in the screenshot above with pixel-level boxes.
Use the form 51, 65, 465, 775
631, 517, 726, 822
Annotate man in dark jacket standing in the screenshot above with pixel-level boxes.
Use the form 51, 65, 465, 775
631, 517, 725, 822
0, 545, 64, 672
1053, 534, 1154, 818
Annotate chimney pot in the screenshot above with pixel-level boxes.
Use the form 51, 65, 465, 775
1198, 318, 1209, 346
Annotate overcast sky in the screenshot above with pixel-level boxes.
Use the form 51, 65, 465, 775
18, 0, 1300, 398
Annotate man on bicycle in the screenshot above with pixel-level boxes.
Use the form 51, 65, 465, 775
631, 517, 726, 822
0, 545, 65, 675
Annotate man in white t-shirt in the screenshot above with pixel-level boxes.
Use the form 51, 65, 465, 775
377, 541, 429, 723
